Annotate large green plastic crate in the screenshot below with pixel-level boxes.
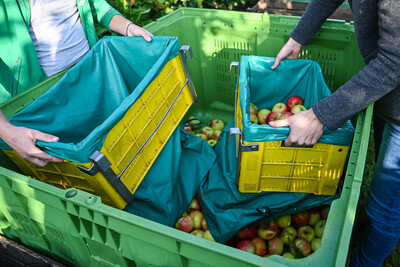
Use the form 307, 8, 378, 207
0, 8, 371, 266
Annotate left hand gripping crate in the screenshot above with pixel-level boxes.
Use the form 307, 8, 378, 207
229, 56, 355, 195
0, 36, 197, 209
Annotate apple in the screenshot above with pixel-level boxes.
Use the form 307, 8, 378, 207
282, 252, 295, 259
235, 239, 255, 254
225, 236, 240, 247
191, 229, 204, 238
292, 211, 310, 227
187, 198, 200, 213
276, 215, 291, 229
280, 111, 293, 120
320, 206, 330, 220
297, 225, 315, 243
291, 104, 307, 114
266, 112, 282, 124
195, 133, 208, 141
291, 238, 312, 257
311, 238, 321, 252
201, 126, 214, 140
287, 96, 304, 110
212, 130, 221, 141
308, 208, 321, 226
257, 221, 280, 240
272, 102, 289, 114
210, 119, 225, 131
175, 215, 194, 233
203, 230, 216, 242
257, 109, 271, 124
187, 116, 201, 129
250, 113, 259, 124
237, 226, 258, 239
268, 237, 284, 255
250, 103, 258, 116
207, 139, 217, 146
280, 226, 297, 245
184, 126, 194, 134
189, 211, 204, 230
252, 236, 267, 256
314, 219, 326, 238
201, 217, 208, 230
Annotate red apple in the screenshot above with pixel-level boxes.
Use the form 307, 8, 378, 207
187, 116, 202, 129
257, 221, 280, 240
291, 104, 307, 114
320, 206, 330, 220
292, 238, 312, 257
201, 217, 208, 230
201, 126, 214, 140
308, 208, 321, 226
191, 229, 204, 238
250, 113, 259, 124
311, 238, 321, 252
207, 139, 217, 146
297, 225, 315, 243
292, 211, 310, 227
203, 230, 215, 242
276, 215, 291, 228
175, 215, 194, 233
252, 236, 267, 256
212, 130, 221, 141
187, 198, 200, 213
237, 226, 258, 239
266, 112, 282, 124
195, 133, 208, 141
184, 126, 194, 134
280, 111, 293, 120
272, 102, 289, 114
287, 96, 304, 110
235, 240, 255, 254
210, 119, 225, 131
189, 211, 204, 230
250, 103, 258, 116
314, 219, 326, 238
280, 226, 297, 245
268, 237, 284, 255
225, 235, 240, 247
257, 109, 271, 124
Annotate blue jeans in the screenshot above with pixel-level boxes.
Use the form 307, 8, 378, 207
352, 122, 400, 266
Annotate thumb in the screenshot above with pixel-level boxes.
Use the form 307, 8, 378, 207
269, 118, 290, 127
32, 130, 59, 143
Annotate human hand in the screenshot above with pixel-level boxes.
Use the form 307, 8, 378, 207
269, 109, 324, 146
3, 125, 64, 167
271, 37, 302, 70
126, 23, 153, 42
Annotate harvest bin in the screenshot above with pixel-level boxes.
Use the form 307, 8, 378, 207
0, 8, 371, 266
0, 36, 197, 209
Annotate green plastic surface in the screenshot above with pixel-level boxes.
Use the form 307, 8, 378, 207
0, 8, 371, 266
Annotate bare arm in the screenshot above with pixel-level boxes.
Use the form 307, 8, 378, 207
109, 14, 153, 42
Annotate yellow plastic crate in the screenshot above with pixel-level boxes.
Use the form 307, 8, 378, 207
3, 49, 196, 209
231, 90, 350, 195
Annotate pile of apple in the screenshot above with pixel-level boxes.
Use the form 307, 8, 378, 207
227, 205, 330, 259
175, 198, 216, 242
184, 116, 225, 147
250, 95, 307, 125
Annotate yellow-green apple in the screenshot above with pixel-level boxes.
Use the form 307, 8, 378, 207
250, 113, 259, 124
201, 217, 208, 230
250, 103, 258, 116
235, 240, 255, 254
308, 208, 321, 226
201, 126, 214, 140
321, 206, 330, 220
314, 219, 326, 238
272, 102, 289, 114
191, 229, 204, 238
297, 225, 315, 243
257, 221, 280, 240
207, 139, 217, 146
291, 238, 312, 257
237, 226, 257, 239
189, 211, 204, 230
184, 126, 193, 134
282, 252, 295, 259
280, 226, 297, 245
266, 112, 282, 124
210, 119, 225, 131
292, 211, 310, 227
187, 116, 201, 129
203, 230, 215, 241
291, 104, 307, 114
268, 237, 284, 255
287, 96, 304, 110
257, 109, 271, 124
311, 238, 321, 252
212, 130, 221, 141
187, 198, 200, 213
175, 215, 194, 233
276, 215, 291, 228
195, 133, 208, 141
280, 111, 293, 120
252, 236, 267, 256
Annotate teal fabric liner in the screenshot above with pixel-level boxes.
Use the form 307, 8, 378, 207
0, 36, 181, 163
124, 124, 216, 227
239, 56, 354, 146
197, 122, 339, 244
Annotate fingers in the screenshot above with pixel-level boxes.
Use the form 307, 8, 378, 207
25, 130, 64, 166
271, 57, 282, 70
31, 130, 59, 143
140, 29, 153, 42
269, 118, 290, 127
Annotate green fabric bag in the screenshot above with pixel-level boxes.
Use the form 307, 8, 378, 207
197, 122, 340, 244
0, 36, 181, 163
239, 56, 354, 145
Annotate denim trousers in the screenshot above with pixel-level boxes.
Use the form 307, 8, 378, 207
352, 122, 400, 266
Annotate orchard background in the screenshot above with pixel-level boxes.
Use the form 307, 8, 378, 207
98, 1, 399, 265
